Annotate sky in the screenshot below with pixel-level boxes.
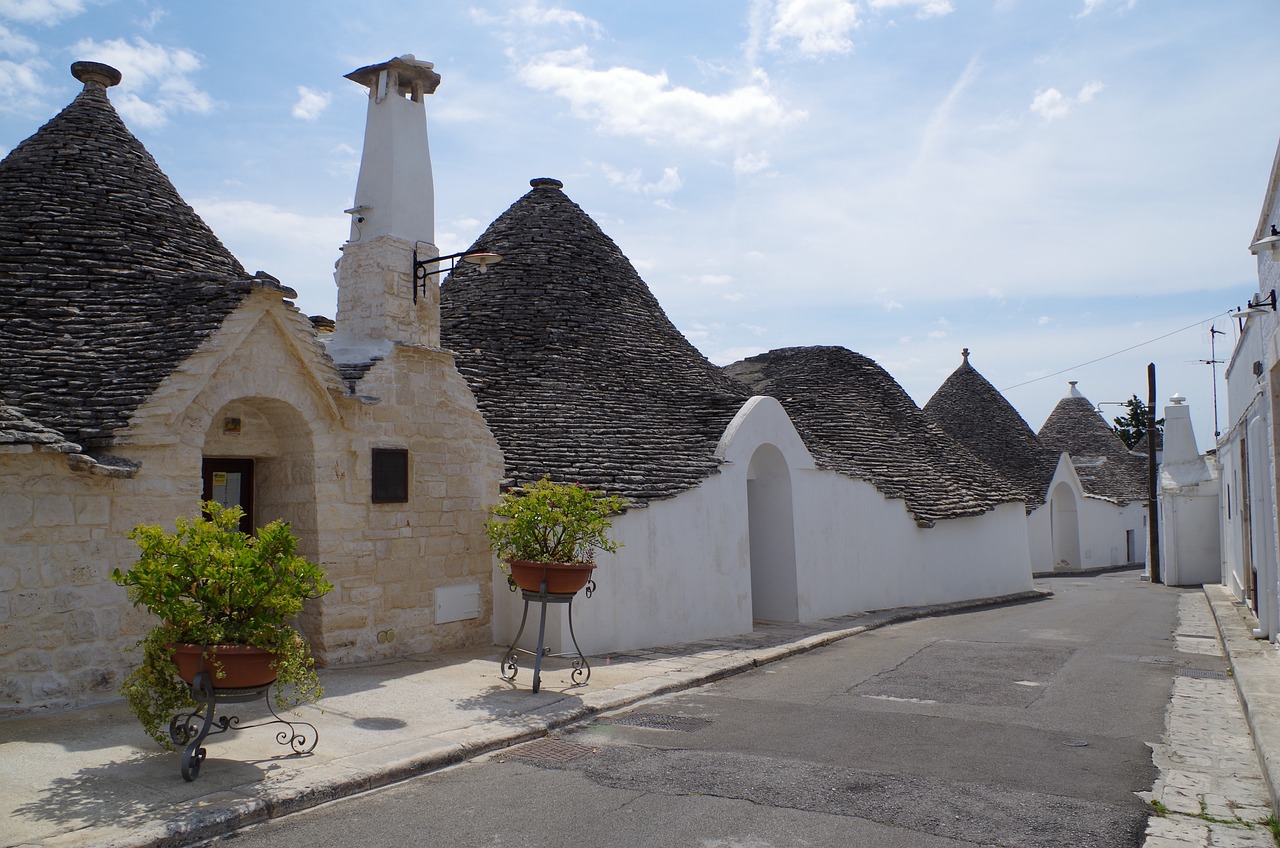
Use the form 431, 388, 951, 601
1, 0, 1276, 444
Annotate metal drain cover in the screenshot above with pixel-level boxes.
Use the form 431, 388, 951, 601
505, 738, 597, 763
1178, 668, 1230, 680
611, 713, 713, 732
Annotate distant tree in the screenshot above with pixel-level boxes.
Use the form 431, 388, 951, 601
1112, 395, 1164, 449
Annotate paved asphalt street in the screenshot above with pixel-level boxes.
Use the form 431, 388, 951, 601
204, 571, 1217, 847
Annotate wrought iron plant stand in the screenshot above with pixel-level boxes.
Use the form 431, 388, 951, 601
500, 579, 593, 693
168, 671, 318, 781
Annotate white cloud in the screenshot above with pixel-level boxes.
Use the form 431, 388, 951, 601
734, 151, 771, 175
1037, 316, 1052, 325
883, 300, 904, 310
709, 345, 768, 365
0, 0, 84, 25
292, 85, 330, 121
767, 0, 860, 57
929, 329, 947, 339
193, 197, 349, 317
1077, 0, 1137, 17
470, 1, 602, 36
0, 22, 35, 54
601, 164, 683, 196
137, 7, 166, 31
918, 55, 981, 162
523, 47, 804, 150
70, 37, 212, 128
868, 0, 955, 19
697, 273, 734, 286
1030, 80, 1104, 122
0, 57, 43, 113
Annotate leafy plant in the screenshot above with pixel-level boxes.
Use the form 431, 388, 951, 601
485, 477, 627, 567
111, 501, 333, 747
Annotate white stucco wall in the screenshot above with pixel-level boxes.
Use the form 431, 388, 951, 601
495, 396, 1035, 657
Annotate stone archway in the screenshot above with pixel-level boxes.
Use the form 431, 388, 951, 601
1050, 481, 1081, 571
201, 395, 320, 572
747, 443, 799, 623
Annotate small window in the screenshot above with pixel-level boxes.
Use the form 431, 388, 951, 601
372, 448, 409, 503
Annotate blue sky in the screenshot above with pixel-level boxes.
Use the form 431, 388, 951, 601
1, 0, 1275, 443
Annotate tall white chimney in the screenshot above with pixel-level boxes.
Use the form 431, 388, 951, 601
332, 55, 441, 352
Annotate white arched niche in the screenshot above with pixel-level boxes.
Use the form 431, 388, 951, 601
746, 443, 799, 623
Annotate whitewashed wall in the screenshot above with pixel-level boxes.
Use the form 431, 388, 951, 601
496, 396, 1035, 656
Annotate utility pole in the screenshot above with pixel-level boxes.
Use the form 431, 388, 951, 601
1203, 325, 1225, 439
1147, 362, 1161, 584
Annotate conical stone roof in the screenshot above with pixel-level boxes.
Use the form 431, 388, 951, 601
1038, 386, 1148, 504
0, 62, 276, 451
922, 351, 1059, 511
439, 178, 752, 502
725, 345, 1023, 527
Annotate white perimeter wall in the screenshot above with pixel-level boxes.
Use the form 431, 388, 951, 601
495, 396, 1034, 655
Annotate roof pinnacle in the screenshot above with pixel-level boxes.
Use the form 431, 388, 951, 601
70, 61, 122, 89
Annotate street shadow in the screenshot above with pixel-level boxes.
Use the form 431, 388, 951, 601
11, 753, 264, 829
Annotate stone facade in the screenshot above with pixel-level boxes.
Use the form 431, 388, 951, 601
0, 61, 502, 714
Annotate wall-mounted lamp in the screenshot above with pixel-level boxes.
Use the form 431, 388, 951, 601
1249, 230, 1280, 261
1234, 288, 1276, 328
411, 248, 503, 303
1249, 289, 1277, 311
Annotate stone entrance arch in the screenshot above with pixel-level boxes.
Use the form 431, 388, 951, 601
1050, 481, 1081, 570
747, 443, 799, 623
201, 396, 319, 560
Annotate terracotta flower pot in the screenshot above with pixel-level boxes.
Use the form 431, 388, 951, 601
171, 643, 278, 688
508, 560, 596, 594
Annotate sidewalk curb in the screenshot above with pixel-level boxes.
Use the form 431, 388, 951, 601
1203, 584, 1280, 818
32, 588, 1050, 848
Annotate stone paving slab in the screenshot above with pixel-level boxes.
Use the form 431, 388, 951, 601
1141, 591, 1276, 847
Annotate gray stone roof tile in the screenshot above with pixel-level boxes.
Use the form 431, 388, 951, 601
0, 65, 270, 450
0, 402, 80, 452
1038, 393, 1148, 503
725, 346, 1024, 526
439, 178, 751, 502
922, 353, 1060, 511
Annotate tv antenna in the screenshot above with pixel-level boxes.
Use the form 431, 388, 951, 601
1201, 325, 1225, 438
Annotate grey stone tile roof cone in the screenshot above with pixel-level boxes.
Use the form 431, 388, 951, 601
439, 177, 752, 503
1038, 381, 1148, 503
725, 345, 1024, 527
922, 348, 1060, 512
0, 62, 282, 453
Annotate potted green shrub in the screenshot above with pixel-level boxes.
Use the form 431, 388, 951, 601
485, 477, 627, 594
111, 501, 333, 747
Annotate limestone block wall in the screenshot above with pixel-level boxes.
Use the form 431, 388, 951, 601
2, 292, 503, 714
0, 450, 156, 713
315, 342, 502, 664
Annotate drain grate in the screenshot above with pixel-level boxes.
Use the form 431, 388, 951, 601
505, 738, 597, 763
610, 713, 713, 732
1178, 668, 1230, 680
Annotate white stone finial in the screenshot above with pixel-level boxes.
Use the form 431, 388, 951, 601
1170, 393, 1186, 405
1067, 380, 1083, 398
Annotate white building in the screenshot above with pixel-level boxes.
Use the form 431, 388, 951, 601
1036, 382, 1149, 572
1158, 394, 1220, 586
439, 187, 1034, 655
1218, 128, 1280, 634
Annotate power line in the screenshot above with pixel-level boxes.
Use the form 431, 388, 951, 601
1001, 310, 1234, 392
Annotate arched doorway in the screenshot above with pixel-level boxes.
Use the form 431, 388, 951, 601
201, 396, 319, 558
747, 443, 799, 623
1050, 481, 1081, 570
